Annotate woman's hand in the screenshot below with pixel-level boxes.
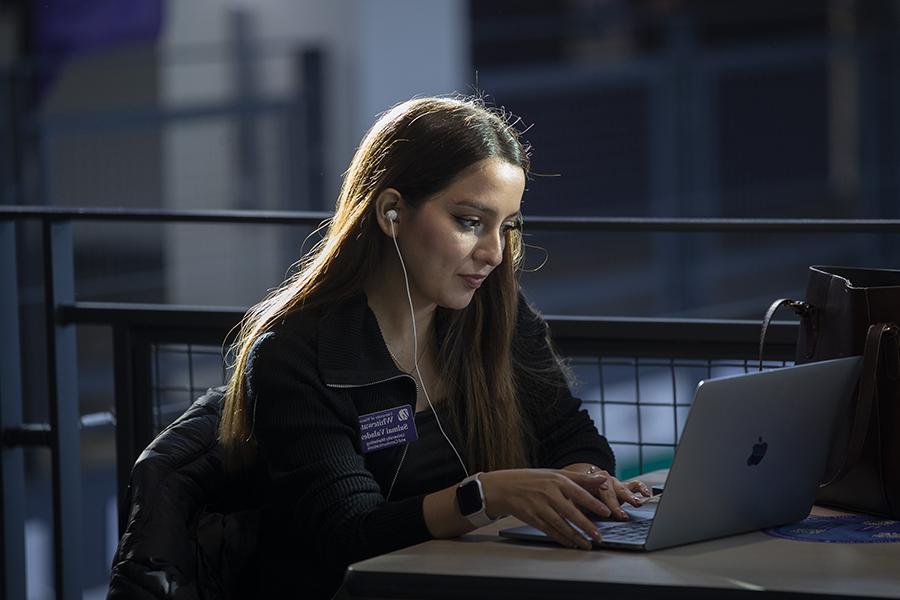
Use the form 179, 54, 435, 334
478, 469, 613, 550
562, 463, 651, 520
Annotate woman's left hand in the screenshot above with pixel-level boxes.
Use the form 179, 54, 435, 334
563, 464, 651, 521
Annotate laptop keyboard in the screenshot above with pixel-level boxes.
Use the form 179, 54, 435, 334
599, 519, 652, 543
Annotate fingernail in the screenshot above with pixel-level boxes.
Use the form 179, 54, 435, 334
592, 529, 601, 541
599, 483, 609, 490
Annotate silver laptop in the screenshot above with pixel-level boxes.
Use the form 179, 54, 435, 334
500, 356, 863, 551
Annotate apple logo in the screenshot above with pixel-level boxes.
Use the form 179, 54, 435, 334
746, 436, 768, 466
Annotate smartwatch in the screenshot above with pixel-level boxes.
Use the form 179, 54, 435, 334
456, 472, 495, 528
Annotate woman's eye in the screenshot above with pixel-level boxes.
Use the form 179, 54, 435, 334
456, 217, 481, 230
456, 216, 521, 234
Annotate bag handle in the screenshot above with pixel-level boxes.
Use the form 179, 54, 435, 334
759, 298, 811, 371
821, 322, 899, 486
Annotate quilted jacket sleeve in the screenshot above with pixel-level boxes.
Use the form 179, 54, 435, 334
108, 390, 246, 600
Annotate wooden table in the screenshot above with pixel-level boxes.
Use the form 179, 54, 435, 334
342, 471, 900, 599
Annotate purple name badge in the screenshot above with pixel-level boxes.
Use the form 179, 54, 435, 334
358, 405, 418, 453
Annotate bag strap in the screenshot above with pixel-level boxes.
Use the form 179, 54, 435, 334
759, 298, 810, 371
821, 322, 899, 486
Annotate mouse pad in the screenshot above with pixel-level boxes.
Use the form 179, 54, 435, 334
763, 515, 900, 544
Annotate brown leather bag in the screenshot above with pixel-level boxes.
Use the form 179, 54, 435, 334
760, 266, 900, 517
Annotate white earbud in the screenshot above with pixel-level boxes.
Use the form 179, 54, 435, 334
385, 209, 398, 222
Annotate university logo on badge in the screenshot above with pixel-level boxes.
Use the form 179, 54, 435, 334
358, 405, 417, 453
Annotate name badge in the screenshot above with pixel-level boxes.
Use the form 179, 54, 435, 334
358, 405, 418, 453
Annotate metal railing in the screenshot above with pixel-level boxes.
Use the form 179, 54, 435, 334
2, 206, 900, 599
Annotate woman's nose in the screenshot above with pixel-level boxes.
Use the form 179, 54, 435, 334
475, 230, 504, 267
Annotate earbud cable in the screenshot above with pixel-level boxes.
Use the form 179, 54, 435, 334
385, 218, 469, 501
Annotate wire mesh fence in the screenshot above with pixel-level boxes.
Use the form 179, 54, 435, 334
148, 344, 791, 479
149, 343, 233, 433
571, 356, 791, 478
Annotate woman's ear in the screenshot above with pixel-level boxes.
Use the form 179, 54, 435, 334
374, 188, 404, 237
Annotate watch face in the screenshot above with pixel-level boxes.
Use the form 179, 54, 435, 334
457, 480, 483, 516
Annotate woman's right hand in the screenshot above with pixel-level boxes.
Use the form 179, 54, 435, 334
479, 469, 611, 550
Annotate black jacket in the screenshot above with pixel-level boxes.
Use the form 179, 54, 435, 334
249, 291, 614, 598
108, 388, 266, 600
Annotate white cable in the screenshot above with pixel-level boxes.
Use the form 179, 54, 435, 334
385, 444, 408, 501
389, 218, 470, 481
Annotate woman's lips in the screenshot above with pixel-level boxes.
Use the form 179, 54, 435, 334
460, 275, 485, 289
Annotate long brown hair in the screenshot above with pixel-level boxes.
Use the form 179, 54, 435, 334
220, 96, 533, 471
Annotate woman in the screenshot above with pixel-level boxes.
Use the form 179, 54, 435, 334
219, 96, 649, 598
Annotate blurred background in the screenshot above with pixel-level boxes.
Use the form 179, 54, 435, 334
1, 0, 899, 597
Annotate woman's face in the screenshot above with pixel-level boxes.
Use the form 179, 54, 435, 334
395, 158, 525, 310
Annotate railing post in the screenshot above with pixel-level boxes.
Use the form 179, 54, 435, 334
0, 220, 27, 600
301, 48, 325, 212
112, 325, 135, 536
42, 220, 82, 600
112, 325, 155, 536
287, 48, 325, 213
1, 68, 16, 204
231, 8, 261, 210
131, 329, 155, 473
651, 34, 681, 315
